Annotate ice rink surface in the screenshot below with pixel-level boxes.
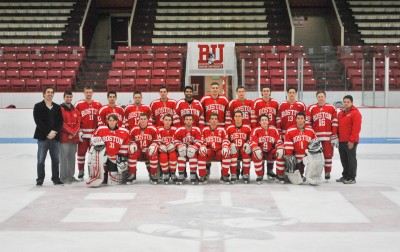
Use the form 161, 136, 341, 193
1, 143, 400, 252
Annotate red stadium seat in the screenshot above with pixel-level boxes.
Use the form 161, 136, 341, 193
58, 46, 73, 54
139, 61, 153, 69
244, 77, 256, 86
56, 54, 69, 61
6, 62, 21, 70
244, 61, 254, 69
45, 46, 59, 54
35, 62, 50, 70
135, 78, 151, 92
268, 61, 283, 70
29, 54, 43, 62
0, 62, 7, 71
260, 78, 271, 86
137, 69, 152, 78
48, 70, 62, 79
41, 78, 56, 88
18, 46, 32, 54
25, 79, 41, 92
122, 70, 136, 78
106, 78, 120, 91
118, 46, 132, 54
260, 69, 269, 78
151, 78, 166, 91
0, 70, 6, 79
21, 62, 36, 70
109, 70, 122, 79
43, 54, 56, 61
20, 70, 34, 79
141, 53, 155, 61
270, 69, 284, 78
153, 61, 168, 69
120, 78, 135, 92
3, 54, 17, 61
155, 53, 168, 61
0, 79, 10, 92
244, 69, 256, 78
34, 70, 48, 79
128, 53, 141, 61
265, 53, 279, 60
169, 53, 183, 61
64, 61, 80, 71
115, 53, 128, 61
112, 61, 126, 70
31, 46, 45, 54
50, 61, 65, 70
10, 79, 26, 92
152, 69, 166, 79
6, 70, 19, 79
167, 61, 182, 69
286, 69, 298, 77
56, 78, 73, 91
165, 78, 181, 91
155, 46, 169, 53
125, 61, 139, 69
169, 46, 184, 53
167, 69, 181, 78
271, 78, 284, 90
130, 46, 143, 53
16, 54, 30, 62
61, 70, 76, 79
68, 54, 84, 62
71, 46, 85, 56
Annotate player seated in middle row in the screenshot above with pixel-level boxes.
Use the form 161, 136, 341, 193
198, 113, 231, 184
250, 114, 284, 184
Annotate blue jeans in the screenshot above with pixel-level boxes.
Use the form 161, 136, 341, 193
37, 139, 60, 183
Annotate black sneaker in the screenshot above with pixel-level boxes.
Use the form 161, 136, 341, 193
36, 181, 43, 186
53, 180, 64, 186
336, 177, 345, 182
343, 179, 356, 184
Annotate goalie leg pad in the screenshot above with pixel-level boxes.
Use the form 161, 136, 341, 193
286, 170, 304, 185
304, 151, 325, 185
86, 148, 106, 187
284, 155, 304, 185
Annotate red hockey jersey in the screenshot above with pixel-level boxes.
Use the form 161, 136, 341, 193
251, 97, 279, 128
200, 95, 229, 127
150, 98, 177, 127
93, 126, 130, 156
201, 126, 230, 151
157, 126, 177, 146
277, 100, 306, 134
306, 103, 338, 141
74, 100, 102, 138
250, 126, 282, 152
174, 98, 204, 127
129, 125, 159, 149
124, 103, 152, 130
98, 104, 125, 128
174, 126, 202, 149
284, 126, 317, 162
225, 124, 252, 148
226, 99, 253, 126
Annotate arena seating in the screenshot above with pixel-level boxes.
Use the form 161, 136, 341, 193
106, 46, 186, 92
338, 45, 400, 90
236, 45, 317, 91
0, 46, 85, 91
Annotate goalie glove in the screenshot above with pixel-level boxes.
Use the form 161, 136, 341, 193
187, 145, 198, 158
230, 143, 237, 155
148, 143, 159, 157
221, 147, 229, 156
252, 147, 263, 160
167, 143, 176, 153
117, 155, 128, 173
159, 144, 168, 153
330, 134, 339, 148
129, 142, 138, 154
199, 146, 207, 156
276, 148, 284, 158
78, 131, 83, 142
177, 144, 187, 157
91, 136, 105, 151
243, 143, 252, 154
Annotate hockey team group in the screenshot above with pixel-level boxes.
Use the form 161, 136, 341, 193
33, 82, 362, 187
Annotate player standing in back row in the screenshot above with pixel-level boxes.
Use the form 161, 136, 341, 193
75, 86, 102, 180
306, 90, 338, 180
200, 82, 229, 127
150, 86, 177, 126
225, 86, 253, 126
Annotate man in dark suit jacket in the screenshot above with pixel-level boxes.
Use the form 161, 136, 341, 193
33, 86, 64, 186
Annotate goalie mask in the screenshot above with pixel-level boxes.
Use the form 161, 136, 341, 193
308, 139, 323, 154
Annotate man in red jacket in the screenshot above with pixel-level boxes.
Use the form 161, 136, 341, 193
337, 95, 362, 184
60, 91, 81, 184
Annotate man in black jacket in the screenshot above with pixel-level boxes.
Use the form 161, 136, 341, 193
33, 86, 64, 186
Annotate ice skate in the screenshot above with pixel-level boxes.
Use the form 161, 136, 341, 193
256, 175, 263, 185
162, 173, 170, 184
198, 176, 207, 185
230, 174, 237, 184
190, 172, 198, 185
266, 169, 277, 180
171, 173, 178, 183
325, 172, 331, 181
126, 173, 136, 184
220, 175, 230, 184
176, 173, 185, 185
277, 175, 285, 184
150, 174, 158, 185
243, 174, 250, 184
78, 170, 84, 181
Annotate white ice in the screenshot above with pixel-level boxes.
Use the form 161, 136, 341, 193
0, 143, 400, 252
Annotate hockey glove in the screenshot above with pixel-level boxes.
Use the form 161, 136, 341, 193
187, 145, 198, 158
117, 155, 128, 173
148, 143, 159, 157
276, 148, 284, 158
177, 144, 187, 157
199, 146, 208, 156
230, 143, 237, 155
167, 142, 176, 153
221, 147, 229, 156
159, 144, 168, 153
253, 147, 263, 160
91, 136, 105, 151
243, 142, 252, 154
129, 142, 138, 154
330, 134, 339, 148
